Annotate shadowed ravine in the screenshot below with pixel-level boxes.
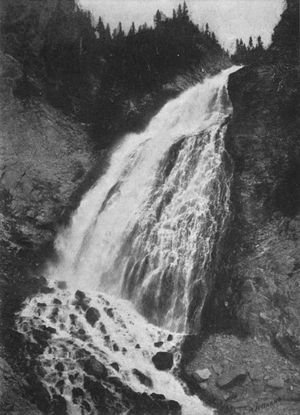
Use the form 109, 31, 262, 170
16, 67, 240, 414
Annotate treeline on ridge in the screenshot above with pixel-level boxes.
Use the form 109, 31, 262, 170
0, 0, 228, 141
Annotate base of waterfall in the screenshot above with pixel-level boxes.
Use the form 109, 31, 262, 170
16, 280, 212, 415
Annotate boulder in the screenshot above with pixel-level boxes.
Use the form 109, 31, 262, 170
32, 328, 51, 346
75, 290, 90, 311
72, 387, 85, 403
84, 356, 108, 379
167, 400, 181, 413
55, 362, 64, 372
192, 368, 211, 383
29, 377, 51, 412
152, 352, 173, 371
167, 334, 173, 341
111, 362, 120, 372
40, 286, 55, 294
154, 341, 163, 348
51, 395, 67, 415
267, 377, 285, 389
113, 343, 119, 352
82, 400, 92, 412
85, 307, 100, 326
151, 393, 166, 400
57, 281, 67, 290
105, 307, 114, 318
132, 369, 153, 388
216, 367, 247, 389
83, 376, 106, 406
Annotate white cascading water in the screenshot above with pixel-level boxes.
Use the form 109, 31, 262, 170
17, 67, 239, 415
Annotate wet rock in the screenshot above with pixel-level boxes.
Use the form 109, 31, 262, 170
192, 368, 211, 383
53, 298, 62, 305
122, 347, 127, 354
107, 376, 123, 388
111, 362, 120, 372
75, 290, 90, 311
84, 356, 108, 379
43, 325, 57, 335
26, 341, 44, 356
99, 323, 107, 334
133, 392, 161, 413
49, 307, 59, 323
267, 377, 285, 389
32, 328, 51, 346
69, 314, 77, 325
83, 376, 106, 405
51, 395, 67, 415
72, 387, 85, 403
154, 341, 163, 348
57, 281, 67, 290
105, 307, 114, 318
69, 372, 79, 384
55, 362, 64, 372
85, 307, 100, 326
28, 376, 51, 412
135, 344, 141, 349
217, 367, 247, 389
167, 400, 181, 413
82, 400, 92, 412
152, 352, 173, 370
151, 393, 166, 400
55, 379, 64, 394
75, 348, 91, 359
76, 328, 89, 341
132, 369, 153, 387
167, 334, 173, 341
40, 286, 55, 294
37, 302, 47, 308
113, 343, 119, 352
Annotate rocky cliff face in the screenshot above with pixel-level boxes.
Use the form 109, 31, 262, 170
225, 64, 300, 355
182, 63, 300, 414
0, 50, 97, 413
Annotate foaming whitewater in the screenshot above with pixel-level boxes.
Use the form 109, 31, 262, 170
17, 67, 239, 415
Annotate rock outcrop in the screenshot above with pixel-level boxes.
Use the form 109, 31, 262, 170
0, 50, 96, 413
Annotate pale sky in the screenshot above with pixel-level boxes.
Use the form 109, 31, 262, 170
79, 0, 284, 52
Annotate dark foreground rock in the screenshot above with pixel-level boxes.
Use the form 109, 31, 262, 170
85, 307, 100, 326
152, 352, 174, 371
84, 356, 108, 379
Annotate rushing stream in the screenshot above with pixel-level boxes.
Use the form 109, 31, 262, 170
17, 67, 239, 415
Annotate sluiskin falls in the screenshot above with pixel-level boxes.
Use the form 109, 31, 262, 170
17, 67, 240, 414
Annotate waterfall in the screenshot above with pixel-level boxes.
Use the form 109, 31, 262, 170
17, 67, 239, 415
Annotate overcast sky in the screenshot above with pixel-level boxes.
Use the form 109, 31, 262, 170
79, 0, 284, 52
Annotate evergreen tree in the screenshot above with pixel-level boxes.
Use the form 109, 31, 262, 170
248, 36, 253, 50
183, 1, 189, 20
128, 22, 136, 36
154, 10, 162, 27
172, 9, 177, 20
177, 4, 183, 19
205, 23, 210, 36
96, 16, 106, 40
105, 24, 112, 42
257, 35, 263, 49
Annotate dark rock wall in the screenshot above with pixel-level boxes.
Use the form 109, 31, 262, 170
203, 63, 300, 361
0, 50, 97, 349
